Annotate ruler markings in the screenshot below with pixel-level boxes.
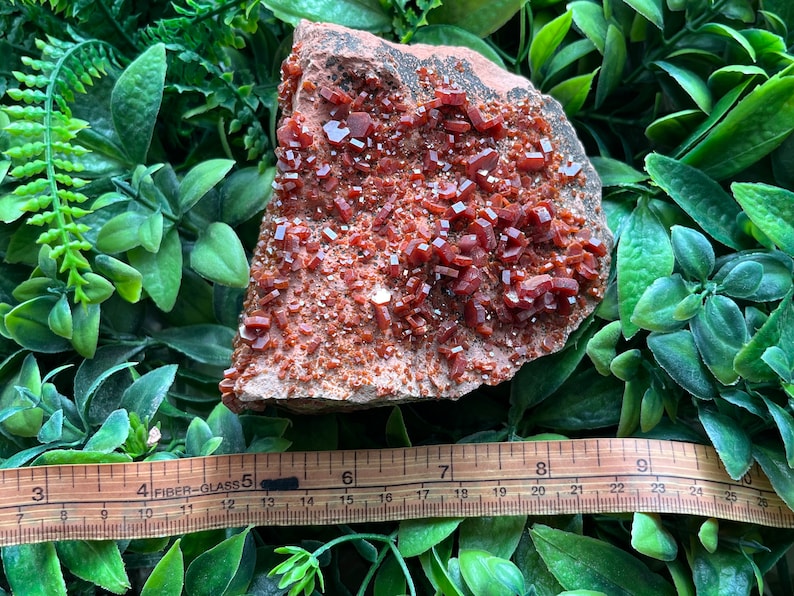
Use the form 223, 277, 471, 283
0, 439, 791, 546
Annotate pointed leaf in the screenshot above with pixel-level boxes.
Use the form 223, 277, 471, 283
570, 1, 607, 53
128, 228, 182, 312
530, 10, 573, 76
647, 330, 716, 399
141, 539, 184, 596
426, 0, 526, 38
690, 295, 747, 385
631, 513, 677, 561
56, 540, 130, 595
184, 528, 251, 596
595, 24, 626, 108
152, 324, 234, 367
48, 294, 73, 339
261, 0, 390, 32
120, 364, 177, 421
84, 409, 130, 452
2, 542, 67, 596
5, 296, 71, 353
731, 183, 794, 257
459, 516, 527, 560
698, 406, 752, 480
412, 25, 506, 68
459, 549, 525, 596
190, 221, 249, 287
631, 274, 691, 332
623, 0, 663, 28
178, 159, 235, 214
97, 211, 148, 253
398, 517, 464, 557
112, 44, 166, 164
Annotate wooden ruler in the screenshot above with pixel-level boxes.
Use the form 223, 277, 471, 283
1, 438, 792, 546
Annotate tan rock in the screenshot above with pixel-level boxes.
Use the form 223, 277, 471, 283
221, 21, 612, 412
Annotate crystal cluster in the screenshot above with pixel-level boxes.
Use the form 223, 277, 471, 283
222, 21, 611, 411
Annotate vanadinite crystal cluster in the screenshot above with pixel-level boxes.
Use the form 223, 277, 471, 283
222, 21, 612, 411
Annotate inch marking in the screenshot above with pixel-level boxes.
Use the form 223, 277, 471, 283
0, 439, 791, 547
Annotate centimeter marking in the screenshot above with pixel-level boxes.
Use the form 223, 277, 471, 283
1, 438, 792, 546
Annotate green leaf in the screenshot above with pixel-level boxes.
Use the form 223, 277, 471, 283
763, 397, 794, 466
128, 228, 182, 312
548, 69, 599, 116
690, 295, 747, 385
681, 73, 794, 180
0, 193, 30, 224
84, 409, 130, 452
570, 1, 607, 53
532, 367, 623, 430
692, 545, 754, 596
184, 528, 252, 596
48, 294, 73, 339
419, 546, 464, 596
141, 539, 184, 596
753, 443, 794, 511
459, 549, 525, 596
530, 10, 573, 77
398, 517, 463, 557
647, 330, 716, 399
595, 24, 627, 108
671, 226, 715, 280
623, 0, 663, 28
610, 349, 642, 381
530, 524, 675, 595
617, 201, 674, 338
645, 153, 745, 249
459, 516, 527, 560
82, 272, 115, 304
2, 542, 67, 596
412, 25, 506, 68
630, 513, 677, 561
120, 364, 177, 421
220, 167, 275, 227
178, 159, 235, 214
714, 252, 793, 302
31, 450, 133, 465
731, 183, 794, 257
38, 408, 64, 443
654, 61, 711, 112
698, 406, 752, 480
4, 296, 72, 352
591, 157, 647, 187
207, 402, 245, 454
697, 518, 719, 553
94, 255, 143, 303
186, 417, 215, 457
385, 405, 411, 447
56, 540, 130, 595
261, 0, 391, 32
718, 261, 764, 299
190, 221, 249, 287
640, 384, 665, 432
97, 211, 148, 253
733, 288, 794, 382
631, 275, 692, 332
586, 320, 623, 375
153, 324, 234, 367
112, 43, 167, 164
427, 0, 526, 37
139, 210, 164, 253
71, 302, 100, 359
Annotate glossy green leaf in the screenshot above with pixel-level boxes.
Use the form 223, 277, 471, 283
31, 450, 133, 465
190, 221, 249, 287
681, 73, 794, 180
731, 183, 794, 257
690, 295, 747, 385
698, 22, 756, 60
586, 320, 623, 375
698, 406, 752, 480
412, 25, 506, 68
595, 24, 626, 108
398, 517, 463, 557
692, 545, 754, 596
530, 524, 675, 595
419, 546, 464, 596
570, 1, 607, 53
186, 417, 215, 457
631, 274, 691, 332
532, 367, 623, 430
84, 409, 130, 452
128, 228, 182, 312
459, 516, 527, 560
97, 211, 148, 253
459, 549, 524, 596
153, 324, 234, 367
178, 159, 235, 214
591, 157, 647, 187
112, 43, 166, 164
617, 201, 674, 338
184, 528, 252, 596
548, 69, 599, 116
617, 376, 643, 437
623, 0, 663, 28
48, 293, 73, 339
698, 518, 719, 553
645, 109, 703, 147
81, 272, 115, 305
631, 513, 677, 561
207, 402, 245, 454
654, 61, 711, 112
141, 539, 184, 596
763, 397, 794, 466
645, 153, 745, 249
2, 542, 67, 596
610, 349, 642, 381
71, 302, 100, 358
5, 296, 71, 352
708, 65, 767, 94
530, 10, 574, 77
374, 553, 406, 596
119, 364, 177, 421
139, 210, 164, 253
220, 167, 274, 227
647, 330, 716, 399
734, 288, 794, 382
545, 38, 597, 83
427, 0, 526, 37
56, 540, 130, 595
385, 405, 411, 447
261, 0, 390, 32
94, 255, 143, 303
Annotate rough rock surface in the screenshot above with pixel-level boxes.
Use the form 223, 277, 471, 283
221, 21, 612, 412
